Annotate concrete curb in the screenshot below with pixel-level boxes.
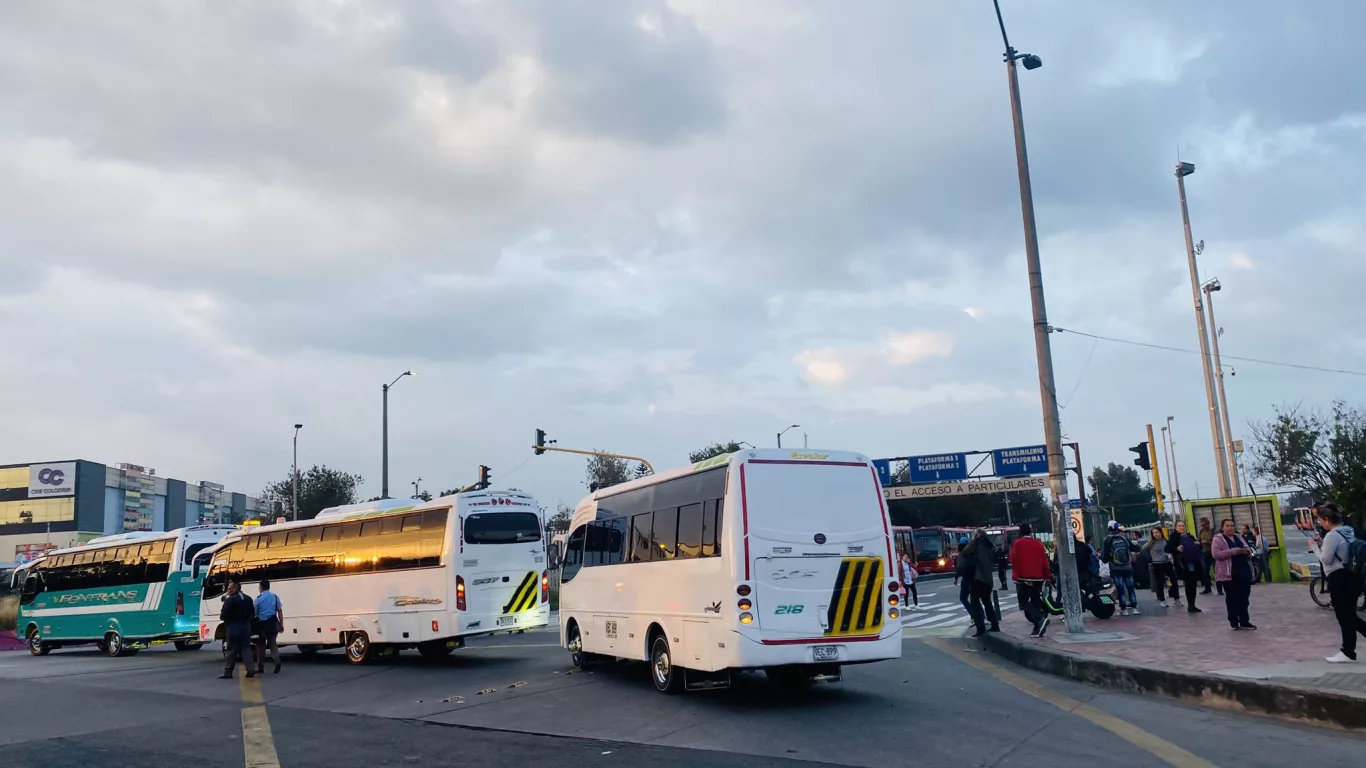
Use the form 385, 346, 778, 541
979, 629, 1366, 729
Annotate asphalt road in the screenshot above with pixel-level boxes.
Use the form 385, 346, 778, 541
1, 621, 1363, 768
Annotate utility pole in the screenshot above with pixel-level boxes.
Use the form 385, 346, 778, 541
1166, 416, 1183, 507
381, 370, 416, 499
1203, 279, 1241, 496
1146, 424, 1165, 521
1175, 163, 1230, 497
292, 424, 303, 521
1160, 425, 1175, 512
994, 0, 1084, 633
777, 424, 799, 449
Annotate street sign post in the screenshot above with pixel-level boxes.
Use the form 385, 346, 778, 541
908, 453, 968, 484
992, 445, 1048, 477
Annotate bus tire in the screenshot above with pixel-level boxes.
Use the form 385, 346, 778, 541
174, 641, 203, 651
345, 631, 375, 665
649, 634, 682, 694
26, 627, 51, 657
566, 621, 594, 670
104, 631, 127, 658
418, 641, 453, 660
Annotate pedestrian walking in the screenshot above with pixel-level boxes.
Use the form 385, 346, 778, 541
1165, 520, 1203, 613
954, 536, 979, 625
1008, 523, 1051, 637
218, 579, 255, 679
253, 578, 284, 675
1198, 518, 1219, 595
1102, 522, 1140, 616
899, 551, 919, 609
1144, 528, 1174, 608
1212, 519, 1256, 630
961, 528, 1000, 637
994, 540, 1009, 592
1314, 502, 1366, 663
1250, 526, 1270, 583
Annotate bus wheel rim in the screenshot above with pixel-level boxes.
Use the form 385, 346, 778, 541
28, 630, 40, 652
653, 644, 670, 685
349, 635, 367, 660
568, 629, 582, 659
108, 634, 120, 654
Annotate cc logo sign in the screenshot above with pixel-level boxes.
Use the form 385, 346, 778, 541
37, 468, 65, 485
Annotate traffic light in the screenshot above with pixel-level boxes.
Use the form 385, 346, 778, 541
534, 429, 546, 456
1130, 443, 1152, 471
478, 465, 491, 490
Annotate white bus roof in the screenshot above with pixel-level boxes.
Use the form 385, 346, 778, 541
570, 448, 872, 528
28, 524, 241, 561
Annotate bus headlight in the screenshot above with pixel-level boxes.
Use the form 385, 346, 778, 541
937, 558, 946, 567
739, 612, 754, 625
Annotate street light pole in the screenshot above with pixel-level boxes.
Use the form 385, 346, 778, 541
1175, 164, 1231, 497
1166, 416, 1183, 506
777, 424, 799, 449
381, 370, 417, 499
993, 0, 1084, 633
292, 424, 303, 521
1203, 280, 1241, 496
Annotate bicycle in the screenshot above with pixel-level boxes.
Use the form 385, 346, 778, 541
1309, 575, 1366, 611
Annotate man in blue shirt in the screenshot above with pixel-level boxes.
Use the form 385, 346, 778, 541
253, 579, 284, 674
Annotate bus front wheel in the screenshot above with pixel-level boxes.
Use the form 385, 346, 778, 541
345, 632, 375, 665
27, 628, 51, 657
566, 622, 594, 670
649, 635, 682, 694
174, 641, 203, 652
103, 631, 134, 658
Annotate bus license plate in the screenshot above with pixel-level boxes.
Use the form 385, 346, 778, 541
497, 616, 516, 627
812, 645, 838, 661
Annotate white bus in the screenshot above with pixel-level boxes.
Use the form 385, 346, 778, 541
15, 525, 240, 657
551, 448, 903, 693
197, 491, 549, 664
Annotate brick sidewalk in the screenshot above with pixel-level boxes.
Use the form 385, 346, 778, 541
1000, 581, 1366, 697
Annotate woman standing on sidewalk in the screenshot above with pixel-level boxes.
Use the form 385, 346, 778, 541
1164, 521, 1203, 613
1144, 529, 1174, 608
1315, 502, 1366, 663
1212, 519, 1256, 630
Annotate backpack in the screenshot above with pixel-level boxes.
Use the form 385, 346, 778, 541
1109, 535, 1131, 566
1346, 536, 1366, 580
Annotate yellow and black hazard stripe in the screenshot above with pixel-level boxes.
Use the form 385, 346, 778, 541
823, 557, 885, 637
502, 571, 540, 614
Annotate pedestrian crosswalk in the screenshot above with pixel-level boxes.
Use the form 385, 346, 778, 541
899, 589, 1019, 629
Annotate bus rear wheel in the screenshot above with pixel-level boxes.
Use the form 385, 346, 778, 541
27, 628, 51, 657
345, 632, 375, 665
174, 640, 203, 651
103, 631, 134, 658
649, 635, 682, 694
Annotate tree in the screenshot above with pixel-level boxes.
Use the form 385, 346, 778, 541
688, 441, 744, 463
547, 503, 573, 535
633, 462, 653, 479
1087, 463, 1156, 526
414, 490, 433, 502
261, 464, 364, 521
1249, 402, 1366, 528
585, 451, 632, 492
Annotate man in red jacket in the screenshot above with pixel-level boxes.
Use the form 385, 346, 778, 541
1009, 523, 1053, 637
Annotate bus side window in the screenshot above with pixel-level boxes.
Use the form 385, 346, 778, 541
560, 526, 586, 583
702, 500, 721, 558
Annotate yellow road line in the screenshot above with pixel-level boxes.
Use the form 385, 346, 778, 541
238, 674, 281, 768
924, 638, 1218, 768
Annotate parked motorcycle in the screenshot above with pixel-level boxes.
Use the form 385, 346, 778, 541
1041, 572, 1117, 620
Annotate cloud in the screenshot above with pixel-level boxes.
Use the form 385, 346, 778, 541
1229, 253, 1255, 270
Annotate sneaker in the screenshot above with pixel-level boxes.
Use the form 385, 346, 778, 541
1327, 652, 1357, 664
1188, 606, 1202, 614
1036, 616, 1051, 638
1129, 608, 1141, 616
988, 624, 1001, 633
1239, 623, 1256, 630
1120, 608, 1130, 617
1158, 601, 1168, 609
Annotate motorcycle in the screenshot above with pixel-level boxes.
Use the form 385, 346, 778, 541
1041, 571, 1117, 620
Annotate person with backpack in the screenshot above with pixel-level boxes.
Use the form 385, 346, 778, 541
1211, 518, 1256, 630
1315, 501, 1366, 662
1102, 521, 1139, 616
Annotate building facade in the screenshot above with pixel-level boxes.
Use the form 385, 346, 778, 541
0, 460, 269, 565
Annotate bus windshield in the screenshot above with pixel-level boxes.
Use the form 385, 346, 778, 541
912, 530, 944, 558
182, 542, 216, 566
464, 512, 541, 545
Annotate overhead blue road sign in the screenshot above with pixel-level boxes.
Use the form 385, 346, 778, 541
993, 445, 1048, 477
1066, 498, 1084, 509
872, 459, 892, 487
908, 453, 967, 484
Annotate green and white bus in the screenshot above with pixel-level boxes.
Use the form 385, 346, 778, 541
16, 525, 240, 657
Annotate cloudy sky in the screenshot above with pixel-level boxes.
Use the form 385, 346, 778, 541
2, 0, 1363, 511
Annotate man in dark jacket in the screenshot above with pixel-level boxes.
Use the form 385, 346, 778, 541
961, 528, 1000, 637
1009, 523, 1052, 636
954, 536, 981, 626
219, 579, 256, 680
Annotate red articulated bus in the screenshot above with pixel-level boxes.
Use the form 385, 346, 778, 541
892, 525, 1022, 576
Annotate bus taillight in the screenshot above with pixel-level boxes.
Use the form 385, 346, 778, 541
541, 571, 549, 603
456, 575, 466, 612
176, 591, 184, 615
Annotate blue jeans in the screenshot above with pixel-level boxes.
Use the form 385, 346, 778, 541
959, 578, 982, 625
1112, 570, 1137, 609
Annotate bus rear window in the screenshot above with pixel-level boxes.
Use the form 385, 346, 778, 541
183, 542, 215, 566
464, 513, 541, 545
